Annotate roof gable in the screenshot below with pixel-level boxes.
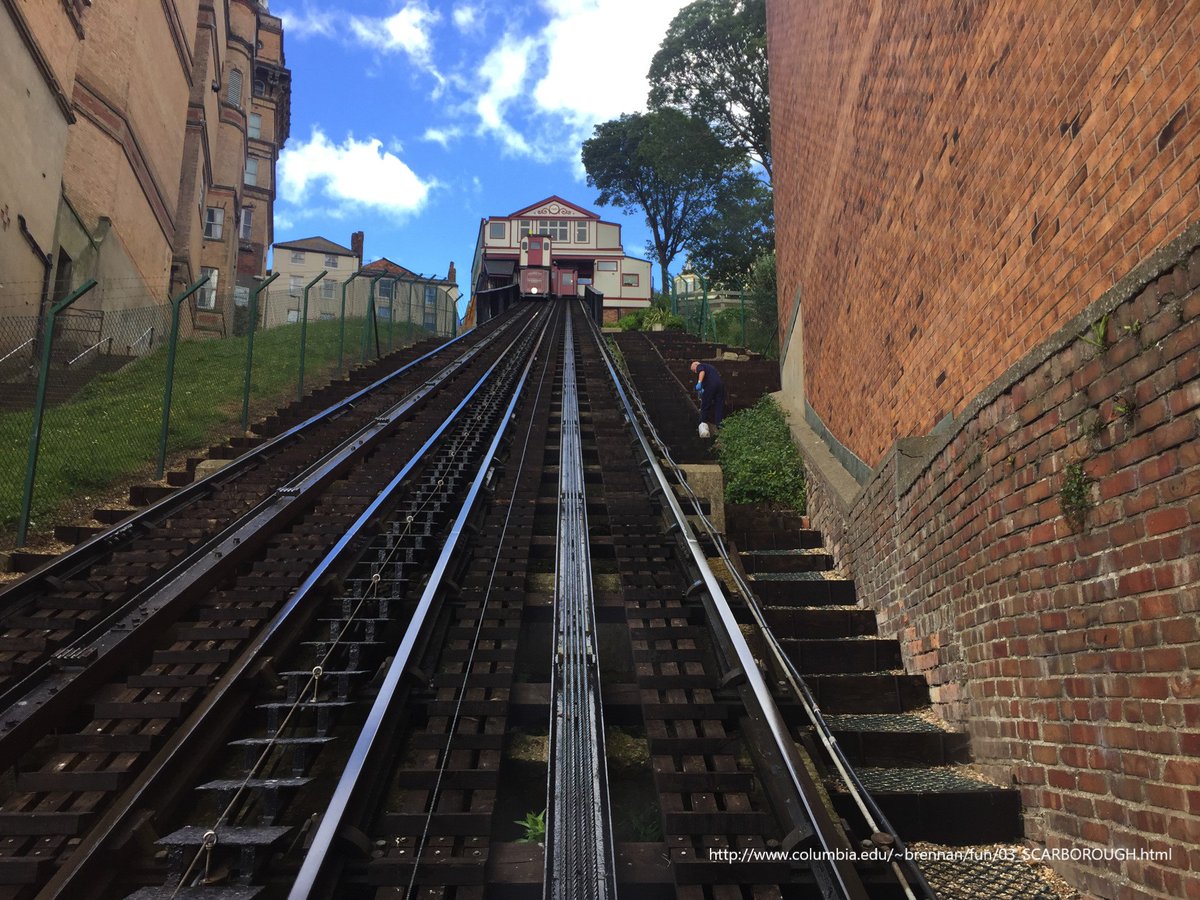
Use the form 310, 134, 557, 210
274, 236, 356, 256
361, 257, 451, 283
506, 195, 599, 220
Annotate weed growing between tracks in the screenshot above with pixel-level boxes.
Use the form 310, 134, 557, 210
0, 319, 432, 534
715, 394, 806, 510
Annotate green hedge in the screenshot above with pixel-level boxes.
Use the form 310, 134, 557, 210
715, 395, 805, 510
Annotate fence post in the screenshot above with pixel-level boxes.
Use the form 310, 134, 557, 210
17, 279, 98, 547
298, 269, 328, 401
740, 286, 746, 347
452, 291, 458, 338
338, 271, 363, 372
387, 281, 395, 351
361, 273, 383, 362
406, 281, 415, 344
700, 275, 709, 342
156, 274, 211, 479
241, 271, 280, 432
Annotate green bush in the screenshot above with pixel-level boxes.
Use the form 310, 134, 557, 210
715, 395, 805, 510
617, 310, 646, 331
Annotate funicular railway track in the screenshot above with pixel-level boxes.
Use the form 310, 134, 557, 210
0, 297, 938, 899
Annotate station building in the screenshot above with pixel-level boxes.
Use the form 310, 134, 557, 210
470, 196, 652, 323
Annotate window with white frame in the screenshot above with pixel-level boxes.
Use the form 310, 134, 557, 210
203, 206, 224, 240
248, 113, 262, 140
379, 279, 393, 300
488, 221, 506, 240
533, 219, 569, 241
227, 69, 243, 108
198, 267, 218, 309
423, 285, 438, 329
289, 275, 302, 296
321, 279, 336, 300
622, 273, 639, 287
287, 309, 300, 323
596, 260, 618, 272
244, 157, 258, 186
575, 221, 588, 243
517, 219, 532, 237
290, 250, 305, 264
239, 206, 253, 241
234, 285, 250, 307
324, 254, 339, 268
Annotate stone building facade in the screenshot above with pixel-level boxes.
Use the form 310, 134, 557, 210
768, 3, 1199, 898
0, 0, 289, 333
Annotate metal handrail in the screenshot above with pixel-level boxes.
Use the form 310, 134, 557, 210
65, 335, 112, 367
0, 338, 33, 366
600, 326, 937, 900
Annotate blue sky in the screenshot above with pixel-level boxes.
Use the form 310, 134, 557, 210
272, 0, 694, 308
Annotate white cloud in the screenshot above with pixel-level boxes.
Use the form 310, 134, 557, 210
421, 126, 463, 148
460, 0, 690, 165
278, 128, 436, 219
277, 6, 336, 38
452, 5, 481, 33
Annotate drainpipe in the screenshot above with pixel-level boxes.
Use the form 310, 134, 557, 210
18, 215, 54, 364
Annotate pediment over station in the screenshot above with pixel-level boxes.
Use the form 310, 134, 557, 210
507, 196, 599, 220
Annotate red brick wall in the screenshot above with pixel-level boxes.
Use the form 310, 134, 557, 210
768, 0, 1200, 467
802, 245, 1200, 899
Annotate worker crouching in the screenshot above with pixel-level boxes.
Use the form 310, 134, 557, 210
690, 360, 726, 439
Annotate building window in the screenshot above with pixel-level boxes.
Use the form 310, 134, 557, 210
319, 312, 336, 321
575, 221, 588, 243
321, 279, 336, 300
290, 250, 305, 264
248, 113, 262, 140
424, 285, 438, 329
533, 219, 569, 241
596, 260, 618, 272
253, 79, 267, 98
234, 285, 250, 307
227, 69, 243, 108
198, 267, 218, 309
517, 219, 532, 237
203, 206, 224, 240
488, 221, 506, 240
622, 273, 640, 287
379, 279, 393, 300
244, 157, 259, 186
240, 206, 253, 241
287, 308, 300, 323
324, 254, 339, 268
289, 275, 302, 296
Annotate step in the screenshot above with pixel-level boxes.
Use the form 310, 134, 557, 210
763, 607, 877, 639
158, 825, 291, 849
818, 713, 972, 767
749, 576, 857, 606
803, 673, 929, 714
127, 888, 264, 899
739, 549, 833, 574
829, 767, 1022, 844
777, 637, 902, 674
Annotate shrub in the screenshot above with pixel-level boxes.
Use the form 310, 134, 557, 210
715, 395, 805, 510
617, 310, 646, 331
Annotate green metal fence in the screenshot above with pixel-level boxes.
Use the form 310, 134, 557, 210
671, 278, 777, 357
0, 276, 460, 546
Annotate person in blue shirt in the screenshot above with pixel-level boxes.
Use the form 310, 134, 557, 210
690, 360, 726, 435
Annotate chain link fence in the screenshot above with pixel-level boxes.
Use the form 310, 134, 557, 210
0, 276, 460, 546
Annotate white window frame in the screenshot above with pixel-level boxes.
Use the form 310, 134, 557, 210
239, 206, 253, 241
244, 156, 259, 186
248, 113, 262, 140
203, 206, 224, 240
289, 275, 302, 297
575, 221, 588, 243
596, 260, 618, 272
488, 221, 506, 241
198, 267, 218, 309
324, 254, 339, 268
517, 219, 532, 237
321, 279, 336, 300
290, 250, 305, 264
622, 273, 640, 287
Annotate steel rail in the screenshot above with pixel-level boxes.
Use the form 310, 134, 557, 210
582, 303, 871, 900
544, 306, 617, 900
0, 310, 507, 610
287, 304, 556, 899
401, 294, 561, 899
37, 307, 549, 900
609, 335, 937, 899
0, 308, 532, 768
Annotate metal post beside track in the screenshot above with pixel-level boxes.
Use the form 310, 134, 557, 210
156, 275, 211, 479
298, 270, 328, 401
241, 271, 280, 432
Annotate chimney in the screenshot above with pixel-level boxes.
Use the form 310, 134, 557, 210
447, 261, 456, 284
351, 231, 364, 266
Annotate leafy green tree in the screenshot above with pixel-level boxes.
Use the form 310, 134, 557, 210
648, 0, 771, 180
582, 109, 745, 297
744, 249, 778, 358
685, 174, 773, 287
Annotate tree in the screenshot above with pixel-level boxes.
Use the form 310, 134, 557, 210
582, 109, 745, 298
648, 0, 772, 180
683, 173, 773, 287
744, 249, 778, 358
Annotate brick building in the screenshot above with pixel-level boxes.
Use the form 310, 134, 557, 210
769, 4, 1199, 898
0, 0, 289, 334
